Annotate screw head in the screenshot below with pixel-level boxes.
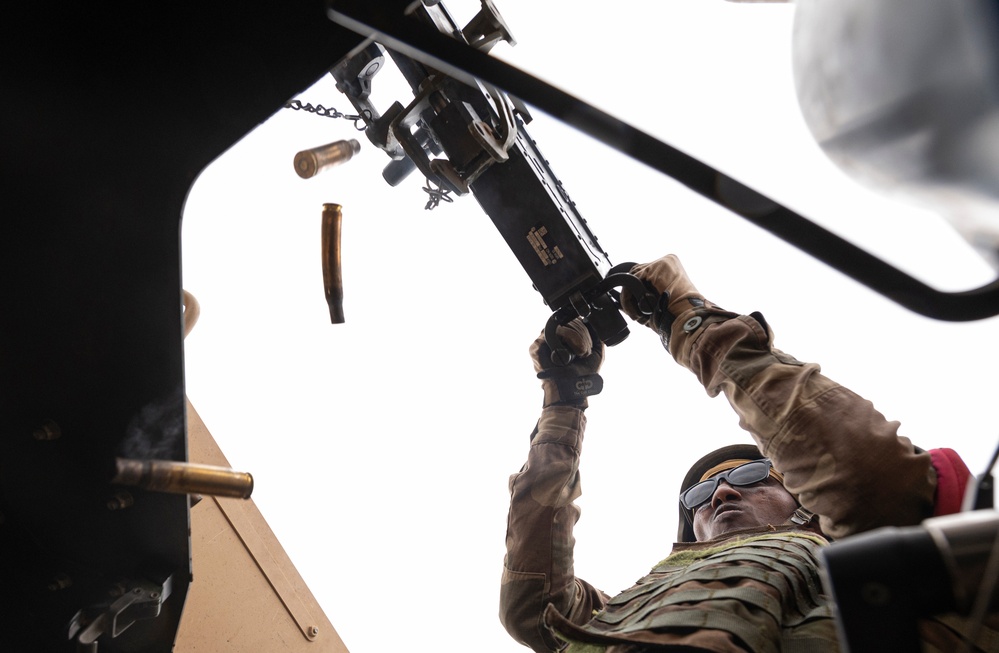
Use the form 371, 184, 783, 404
32, 419, 61, 441
106, 491, 134, 511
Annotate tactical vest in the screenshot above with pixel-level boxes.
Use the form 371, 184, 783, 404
544, 528, 839, 653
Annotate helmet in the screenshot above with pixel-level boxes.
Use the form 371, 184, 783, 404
676, 443, 767, 543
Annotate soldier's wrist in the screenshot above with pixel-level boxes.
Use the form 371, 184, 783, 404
539, 370, 603, 408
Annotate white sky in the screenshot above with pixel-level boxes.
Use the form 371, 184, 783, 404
180, 2, 999, 651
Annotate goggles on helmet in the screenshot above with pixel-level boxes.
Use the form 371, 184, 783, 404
679, 459, 776, 512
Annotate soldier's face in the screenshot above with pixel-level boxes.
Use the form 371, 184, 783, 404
692, 476, 798, 541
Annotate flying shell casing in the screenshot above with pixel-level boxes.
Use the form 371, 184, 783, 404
322, 203, 345, 324
112, 457, 254, 499
294, 139, 360, 179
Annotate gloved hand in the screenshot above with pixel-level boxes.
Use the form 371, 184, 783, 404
619, 254, 735, 351
529, 318, 605, 408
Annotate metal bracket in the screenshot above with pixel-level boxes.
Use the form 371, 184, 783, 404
70, 576, 172, 652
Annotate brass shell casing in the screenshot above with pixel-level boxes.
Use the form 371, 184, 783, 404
322, 203, 345, 324
113, 457, 253, 499
294, 139, 360, 179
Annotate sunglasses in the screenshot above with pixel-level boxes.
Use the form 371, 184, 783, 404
679, 459, 775, 512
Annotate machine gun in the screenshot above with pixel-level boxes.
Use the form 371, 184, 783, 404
314, 0, 655, 363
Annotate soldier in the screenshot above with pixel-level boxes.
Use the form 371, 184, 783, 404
500, 254, 981, 652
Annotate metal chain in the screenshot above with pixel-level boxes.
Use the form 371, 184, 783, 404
288, 101, 456, 212
284, 100, 370, 131
422, 178, 454, 211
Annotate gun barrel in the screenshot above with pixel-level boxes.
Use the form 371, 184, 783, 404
112, 457, 254, 499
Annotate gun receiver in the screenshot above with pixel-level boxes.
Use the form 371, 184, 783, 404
326, 0, 653, 359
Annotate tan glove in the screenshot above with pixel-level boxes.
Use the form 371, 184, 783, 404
529, 318, 605, 408
620, 254, 735, 352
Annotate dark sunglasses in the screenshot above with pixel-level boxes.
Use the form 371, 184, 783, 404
679, 459, 775, 511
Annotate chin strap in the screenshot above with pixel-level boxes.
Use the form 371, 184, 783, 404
788, 506, 816, 526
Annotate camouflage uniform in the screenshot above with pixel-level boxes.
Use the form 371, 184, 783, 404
500, 310, 981, 652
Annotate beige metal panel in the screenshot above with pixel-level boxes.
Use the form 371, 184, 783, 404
175, 400, 349, 652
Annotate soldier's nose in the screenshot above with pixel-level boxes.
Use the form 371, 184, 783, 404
711, 481, 743, 508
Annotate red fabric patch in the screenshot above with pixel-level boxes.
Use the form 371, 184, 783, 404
929, 448, 973, 516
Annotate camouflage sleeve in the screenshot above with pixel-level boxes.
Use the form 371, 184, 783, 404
672, 313, 936, 539
500, 405, 610, 652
